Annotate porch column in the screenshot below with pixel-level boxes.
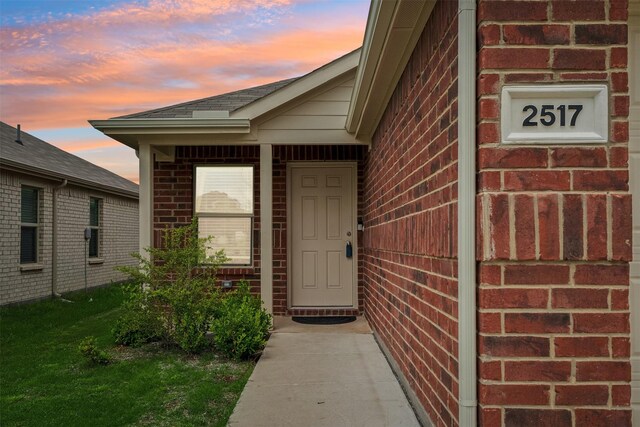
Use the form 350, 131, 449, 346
138, 142, 153, 257
260, 144, 273, 313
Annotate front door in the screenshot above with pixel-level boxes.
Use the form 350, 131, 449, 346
290, 164, 355, 307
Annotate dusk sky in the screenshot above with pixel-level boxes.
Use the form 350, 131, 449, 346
0, 0, 369, 183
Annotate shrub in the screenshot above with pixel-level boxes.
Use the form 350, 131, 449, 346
116, 218, 227, 353
112, 285, 162, 347
213, 281, 271, 360
79, 336, 111, 365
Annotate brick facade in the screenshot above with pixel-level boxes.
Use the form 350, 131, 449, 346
476, 1, 631, 425
362, 1, 460, 426
0, 170, 139, 305
143, 2, 633, 425
154, 145, 366, 315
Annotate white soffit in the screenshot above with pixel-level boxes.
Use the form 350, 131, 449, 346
88, 118, 251, 149
347, 0, 436, 139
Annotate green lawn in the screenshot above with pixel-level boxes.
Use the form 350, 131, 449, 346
0, 285, 254, 426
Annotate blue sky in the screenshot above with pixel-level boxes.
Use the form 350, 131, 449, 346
1, 0, 369, 182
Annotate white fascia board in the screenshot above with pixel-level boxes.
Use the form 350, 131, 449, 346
347, 0, 435, 139
89, 118, 251, 149
89, 118, 250, 132
231, 49, 361, 121
346, 0, 396, 133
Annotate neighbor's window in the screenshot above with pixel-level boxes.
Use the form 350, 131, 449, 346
20, 186, 39, 264
195, 166, 253, 265
89, 197, 101, 258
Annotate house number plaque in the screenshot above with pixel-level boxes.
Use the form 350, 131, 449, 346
501, 84, 608, 144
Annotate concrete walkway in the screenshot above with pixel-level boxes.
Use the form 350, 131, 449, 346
228, 317, 420, 427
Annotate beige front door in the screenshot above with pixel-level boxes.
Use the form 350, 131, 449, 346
290, 164, 356, 307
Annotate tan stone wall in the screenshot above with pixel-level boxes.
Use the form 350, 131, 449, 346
0, 170, 138, 304
0, 171, 54, 304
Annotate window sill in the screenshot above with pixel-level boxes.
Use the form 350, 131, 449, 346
88, 258, 105, 265
20, 263, 44, 272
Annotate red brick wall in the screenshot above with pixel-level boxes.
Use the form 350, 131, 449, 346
153, 145, 365, 315
363, 1, 460, 426
477, 1, 631, 426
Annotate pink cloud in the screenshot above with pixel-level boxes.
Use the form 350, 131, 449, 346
1, 0, 368, 181
2, 25, 364, 129
53, 139, 122, 153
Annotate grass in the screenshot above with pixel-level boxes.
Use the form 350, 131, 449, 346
0, 285, 254, 426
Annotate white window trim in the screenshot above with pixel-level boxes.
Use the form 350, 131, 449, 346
20, 186, 40, 265
194, 164, 255, 267
89, 197, 102, 258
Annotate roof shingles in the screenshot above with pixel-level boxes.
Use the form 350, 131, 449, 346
115, 78, 297, 119
0, 122, 138, 197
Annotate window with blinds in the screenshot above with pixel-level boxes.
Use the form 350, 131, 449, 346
20, 187, 39, 264
89, 198, 101, 257
195, 166, 253, 265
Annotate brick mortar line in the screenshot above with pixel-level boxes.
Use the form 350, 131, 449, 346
477, 143, 630, 149
365, 141, 458, 206
581, 194, 588, 258
478, 309, 630, 314
533, 194, 541, 259
509, 193, 516, 259
478, 166, 630, 171
363, 181, 457, 219
363, 254, 459, 285
362, 267, 459, 315
362, 266, 460, 326
479, 260, 629, 265
371, 96, 457, 178
479, 333, 630, 338
364, 286, 460, 406
479, 357, 628, 363
363, 246, 458, 264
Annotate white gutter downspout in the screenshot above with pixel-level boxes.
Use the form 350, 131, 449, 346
458, 0, 477, 426
52, 179, 68, 297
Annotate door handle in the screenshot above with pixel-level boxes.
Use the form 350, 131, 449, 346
346, 240, 353, 258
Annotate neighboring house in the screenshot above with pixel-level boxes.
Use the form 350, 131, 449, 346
90, 1, 638, 426
0, 122, 139, 305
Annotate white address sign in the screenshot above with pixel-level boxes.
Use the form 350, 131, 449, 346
501, 84, 608, 144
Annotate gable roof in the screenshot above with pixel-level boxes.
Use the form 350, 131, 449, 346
90, 49, 363, 149
116, 78, 298, 119
0, 122, 138, 198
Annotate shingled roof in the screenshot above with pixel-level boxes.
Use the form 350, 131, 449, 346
0, 122, 138, 198
115, 77, 298, 119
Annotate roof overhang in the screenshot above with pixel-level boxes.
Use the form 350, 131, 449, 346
89, 118, 251, 149
0, 159, 138, 199
346, 0, 436, 139
90, 51, 361, 149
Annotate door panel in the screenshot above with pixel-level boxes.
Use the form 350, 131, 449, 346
291, 165, 355, 307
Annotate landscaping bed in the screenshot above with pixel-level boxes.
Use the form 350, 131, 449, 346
0, 285, 254, 426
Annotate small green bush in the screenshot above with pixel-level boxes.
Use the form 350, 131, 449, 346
213, 281, 271, 360
112, 286, 162, 347
116, 218, 226, 353
78, 336, 111, 365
